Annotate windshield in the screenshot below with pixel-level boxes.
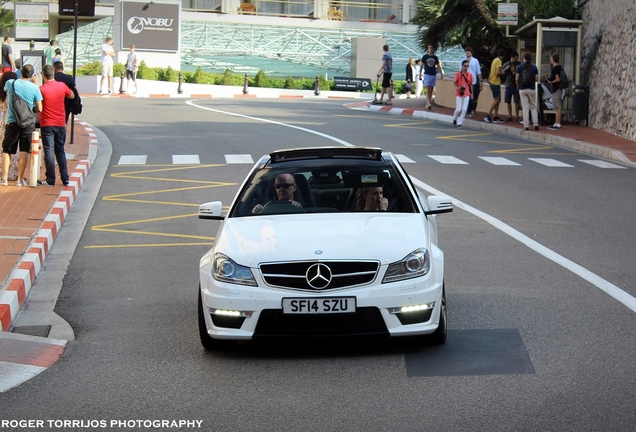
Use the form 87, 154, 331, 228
230, 160, 418, 217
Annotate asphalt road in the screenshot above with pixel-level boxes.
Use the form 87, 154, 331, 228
2, 97, 635, 431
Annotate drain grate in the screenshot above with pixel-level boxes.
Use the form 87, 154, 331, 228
11, 325, 52, 338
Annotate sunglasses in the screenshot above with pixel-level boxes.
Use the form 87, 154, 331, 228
275, 183, 295, 189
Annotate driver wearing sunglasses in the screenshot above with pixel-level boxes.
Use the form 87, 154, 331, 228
252, 173, 303, 214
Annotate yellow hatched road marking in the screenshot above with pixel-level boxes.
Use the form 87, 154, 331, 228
85, 242, 214, 249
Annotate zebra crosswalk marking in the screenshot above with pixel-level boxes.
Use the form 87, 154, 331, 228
479, 157, 521, 166
528, 158, 574, 167
395, 154, 416, 163
578, 160, 627, 169
428, 155, 469, 165
172, 155, 201, 164
225, 154, 254, 164
118, 155, 148, 165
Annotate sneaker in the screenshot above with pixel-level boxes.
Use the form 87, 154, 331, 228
453, 119, 457, 127
534, 126, 540, 131
548, 124, 562, 131
493, 117, 504, 123
1, 180, 7, 186
519, 118, 524, 124
484, 115, 493, 123
98, 90, 102, 94
457, 124, 463, 129
108, 90, 112, 94
524, 127, 529, 131
37, 179, 53, 186
63, 181, 69, 186
16, 179, 27, 187
466, 112, 475, 118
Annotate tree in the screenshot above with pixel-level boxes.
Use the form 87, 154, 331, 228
412, 0, 577, 74
0, 1, 14, 32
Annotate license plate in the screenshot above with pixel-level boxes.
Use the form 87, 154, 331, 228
282, 297, 356, 314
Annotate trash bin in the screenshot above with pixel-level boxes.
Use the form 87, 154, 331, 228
572, 85, 589, 124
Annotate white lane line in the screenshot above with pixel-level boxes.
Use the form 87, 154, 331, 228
185, 101, 636, 315
479, 156, 521, 166
186, 100, 354, 147
118, 155, 147, 165
225, 154, 254, 164
529, 158, 573, 167
579, 160, 627, 169
173, 155, 201, 164
410, 176, 636, 314
428, 155, 469, 164
395, 154, 416, 164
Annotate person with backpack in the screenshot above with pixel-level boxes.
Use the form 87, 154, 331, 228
516, 53, 539, 131
545, 53, 566, 130
1, 64, 42, 187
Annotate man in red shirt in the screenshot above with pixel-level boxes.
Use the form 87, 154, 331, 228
37, 64, 74, 186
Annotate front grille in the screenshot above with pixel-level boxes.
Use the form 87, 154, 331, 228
254, 307, 388, 337
260, 261, 378, 291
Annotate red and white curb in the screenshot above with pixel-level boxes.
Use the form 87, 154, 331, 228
0, 333, 66, 392
0, 159, 90, 332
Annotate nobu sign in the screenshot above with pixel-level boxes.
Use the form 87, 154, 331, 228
121, 1, 180, 52
333, 77, 373, 91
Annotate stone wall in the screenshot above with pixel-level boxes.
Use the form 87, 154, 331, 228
580, 0, 636, 141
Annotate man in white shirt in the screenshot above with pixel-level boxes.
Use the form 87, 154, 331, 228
458, 47, 483, 117
99, 36, 115, 94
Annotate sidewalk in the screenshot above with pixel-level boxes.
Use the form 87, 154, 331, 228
0, 88, 634, 393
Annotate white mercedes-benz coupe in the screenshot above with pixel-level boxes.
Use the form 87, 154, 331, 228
198, 147, 452, 349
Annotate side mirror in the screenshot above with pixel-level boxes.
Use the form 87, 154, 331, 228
425, 196, 453, 215
198, 201, 224, 220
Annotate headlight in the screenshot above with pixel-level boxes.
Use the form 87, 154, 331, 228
212, 253, 257, 286
382, 248, 430, 283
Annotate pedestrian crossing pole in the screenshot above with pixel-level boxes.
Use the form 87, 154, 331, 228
29, 131, 41, 188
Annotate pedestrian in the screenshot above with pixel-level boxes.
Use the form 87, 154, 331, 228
501, 51, 521, 122
485, 49, 506, 123
44, 40, 58, 65
546, 53, 565, 131
452, 60, 473, 129
414, 59, 424, 98
421, 44, 444, 110
1, 64, 43, 187
53, 48, 63, 64
459, 47, 482, 117
516, 52, 540, 131
126, 45, 138, 94
1, 37, 17, 74
38, 64, 74, 186
53, 61, 79, 124
374, 44, 393, 105
0, 71, 19, 181
405, 57, 415, 98
99, 36, 115, 94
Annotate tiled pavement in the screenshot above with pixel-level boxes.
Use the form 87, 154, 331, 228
0, 90, 634, 393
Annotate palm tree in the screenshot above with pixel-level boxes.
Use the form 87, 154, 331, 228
0, 1, 15, 34
413, 0, 577, 74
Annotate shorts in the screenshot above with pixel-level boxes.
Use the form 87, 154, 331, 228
552, 88, 563, 110
504, 86, 520, 104
381, 72, 392, 89
2, 122, 36, 155
126, 69, 137, 81
1, 66, 12, 74
423, 75, 436, 87
101, 63, 113, 77
490, 83, 501, 99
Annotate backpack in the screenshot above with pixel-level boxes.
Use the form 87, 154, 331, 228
558, 69, 569, 90
69, 87, 82, 115
520, 63, 535, 88
11, 80, 36, 129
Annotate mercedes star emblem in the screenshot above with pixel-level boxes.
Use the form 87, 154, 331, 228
306, 263, 332, 289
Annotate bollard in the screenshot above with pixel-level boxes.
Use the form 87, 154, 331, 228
390, 79, 395, 99
119, 71, 126, 94
177, 72, 183, 94
29, 40, 35, 51
242, 74, 249, 94
314, 76, 320, 96
29, 131, 40, 188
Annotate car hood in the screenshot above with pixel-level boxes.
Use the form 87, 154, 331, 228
214, 214, 428, 267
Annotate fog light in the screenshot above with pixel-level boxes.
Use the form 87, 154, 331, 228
388, 302, 435, 314
212, 309, 253, 318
